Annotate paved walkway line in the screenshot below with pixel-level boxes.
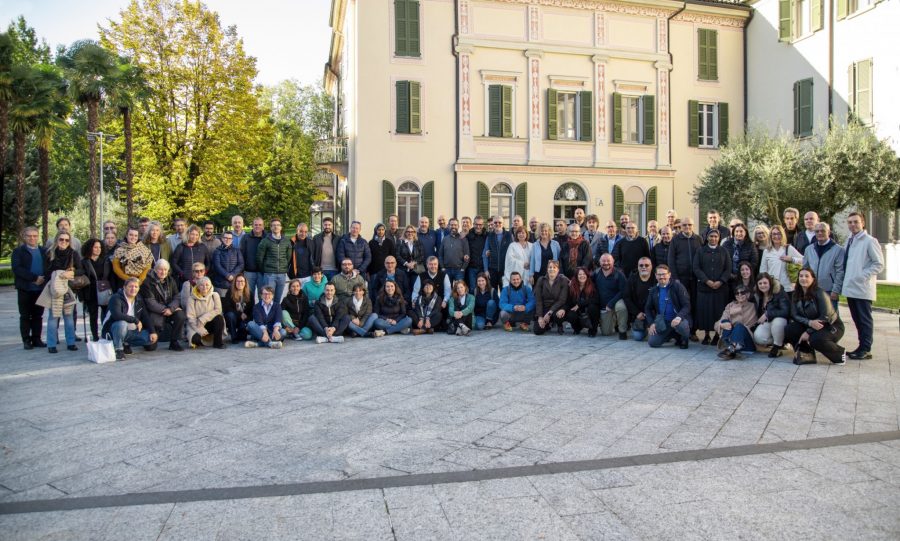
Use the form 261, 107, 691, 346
2, 430, 899, 516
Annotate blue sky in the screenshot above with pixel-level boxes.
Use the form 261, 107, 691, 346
1, 0, 333, 87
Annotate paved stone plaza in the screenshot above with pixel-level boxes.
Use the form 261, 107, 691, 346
0, 286, 898, 540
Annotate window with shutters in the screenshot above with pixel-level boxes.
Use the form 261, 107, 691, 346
847, 0, 875, 15
395, 80, 422, 135
849, 59, 873, 125
490, 183, 513, 225
697, 29, 718, 82
394, 0, 421, 58
689, 101, 728, 149
793, 78, 814, 138
547, 89, 593, 141
780, 0, 823, 40
793, 0, 810, 38
487, 85, 514, 138
557, 92, 578, 140
397, 182, 421, 228
613, 93, 655, 145
698, 103, 717, 148
623, 96, 642, 144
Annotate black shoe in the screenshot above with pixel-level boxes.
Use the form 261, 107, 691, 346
618, 332, 628, 340
123, 345, 133, 355
75, 336, 83, 342
710, 333, 719, 345
558, 325, 565, 335
92, 336, 99, 342
833, 353, 847, 365
33, 340, 47, 348
213, 343, 227, 350
48, 347, 58, 354
679, 340, 689, 350
67, 345, 78, 351
169, 341, 184, 352
23, 342, 34, 350
768, 345, 783, 358
191, 334, 203, 347
701, 334, 711, 346
115, 349, 125, 361
587, 329, 597, 338
848, 350, 872, 360
144, 343, 158, 352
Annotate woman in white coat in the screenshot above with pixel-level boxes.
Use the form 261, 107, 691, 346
503, 226, 533, 287
759, 225, 803, 292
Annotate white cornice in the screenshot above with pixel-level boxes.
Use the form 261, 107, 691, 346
464, 37, 669, 63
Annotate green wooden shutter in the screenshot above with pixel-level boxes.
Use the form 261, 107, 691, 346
688, 100, 699, 147
613, 185, 624, 221
798, 79, 813, 136
407, 0, 420, 57
811, 0, 823, 31
383, 180, 396, 223
422, 181, 434, 223
698, 29, 709, 81
646, 187, 658, 222
779, 0, 792, 41
837, 0, 848, 20
848, 63, 855, 121
395, 0, 408, 56
857, 59, 872, 124
793, 80, 801, 137
579, 91, 593, 141
707, 30, 718, 81
396, 81, 410, 134
409, 81, 421, 134
547, 88, 558, 140
477, 182, 490, 219
502, 85, 513, 138
642, 95, 655, 145
717, 102, 729, 147
514, 183, 528, 219
488, 85, 502, 137
612, 92, 622, 144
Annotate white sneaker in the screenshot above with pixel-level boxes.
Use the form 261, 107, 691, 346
373, 330, 385, 338
315, 336, 327, 344
460, 324, 470, 336
270, 341, 283, 349
244, 340, 258, 348
401, 328, 410, 335
330, 336, 345, 343
293, 334, 303, 341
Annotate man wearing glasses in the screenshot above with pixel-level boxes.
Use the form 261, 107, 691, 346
801, 222, 844, 311
645, 265, 691, 349
482, 216, 512, 293
466, 216, 488, 291
623, 257, 656, 341
667, 217, 702, 341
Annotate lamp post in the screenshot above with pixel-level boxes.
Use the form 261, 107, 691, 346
87, 131, 119, 230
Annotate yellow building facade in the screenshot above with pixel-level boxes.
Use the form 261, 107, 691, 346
324, 0, 749, 232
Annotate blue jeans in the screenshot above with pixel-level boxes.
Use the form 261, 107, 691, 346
648, 319, 691, 348
721, 323, 756, 352
47, 312, 76, 347
474, 300, 498, 330
632, 329, 647, 342
374, 316, 412, 334
262, 273, 288, 303
109, 321, 151, 351
225, 312, 249, 341
466, 268, 483, 292
445, 268, 465, 286
247, 321, 283, 347
346, 313, 378, 337
243, 271, 262, 304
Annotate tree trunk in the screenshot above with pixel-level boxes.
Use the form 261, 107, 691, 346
124, 107, 133, 224
87, 99, 99, 237
39, 145, 50, 245
14, 131, 25, 236
0, 100, 7, 250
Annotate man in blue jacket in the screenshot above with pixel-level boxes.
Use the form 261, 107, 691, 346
12, 227, 48, 349
499, 272, 535, 332
417, 216, 439, 260
245, 286, 284, 349
336, 220, 372, 277
645, 265, 692, 349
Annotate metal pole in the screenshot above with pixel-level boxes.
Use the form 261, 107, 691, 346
99, 134, 104, 228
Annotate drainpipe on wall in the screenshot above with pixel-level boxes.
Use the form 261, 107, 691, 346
452, 1, 460, 218
828, 0, 834, 124
743, 9, 754, 130
667, 3, 687, 211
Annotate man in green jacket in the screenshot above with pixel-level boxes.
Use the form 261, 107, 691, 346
256, 218, 292, 302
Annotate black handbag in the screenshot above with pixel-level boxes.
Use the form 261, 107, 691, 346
793, 344, 817, 365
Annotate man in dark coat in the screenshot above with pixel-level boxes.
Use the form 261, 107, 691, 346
612, 222, 651, 277
482, 216, 513, 292
645, 265, 692, 349
12, 227, 47, 349
667, 217, 702, 339
140, 259, 186, 350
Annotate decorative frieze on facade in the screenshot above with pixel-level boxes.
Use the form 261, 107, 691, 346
460, 0, 470, 34
491, 0, 675, 19
672, 12, 746, 28
529, 5, 541, 41
461, 53, 472, 135
595, 12, 606, 47
657, 16, 667, 53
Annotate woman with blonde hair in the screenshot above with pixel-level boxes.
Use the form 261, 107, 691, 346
142, 220, 171, 263
185, 276, 226, 348
396, 225, 424, 288
751, 224, 770, 274
759, 225, 803, 293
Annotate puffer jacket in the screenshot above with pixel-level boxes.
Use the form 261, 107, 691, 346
721, 238, 759, 274
171, 242, 210, 283
185, 286, 223, 338
256, 234, 292, 274
211, 244, 244, 289
314, 296, 347, 327
533, 274, 570, 315
336, 234, 372, 274
281, 292, 310, 329
755, 278, 790, 320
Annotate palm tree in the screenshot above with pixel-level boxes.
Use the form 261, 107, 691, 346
32, 65, 71, 243
110, 57, 147, 224
7, 65, 46, 235
0, 32, 14, 242
56, 40, 118, 237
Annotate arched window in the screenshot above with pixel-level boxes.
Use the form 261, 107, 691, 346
397, 181, 420, 228
624, 186, 645, 235
491, 183, 512, 224
553, 182, 587, 222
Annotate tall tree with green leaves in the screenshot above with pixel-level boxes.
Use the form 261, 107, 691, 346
101, 0, 269, 223
7, 65, 45, 234
109, 56, 147, 224
0, 32, 13, 241
32, 65, 72, 242
56, 39, 119, 237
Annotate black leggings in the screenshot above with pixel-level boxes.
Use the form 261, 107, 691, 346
191, 315, 225, 347
84, 301, 100, 340
564, 306, 600, 334
785, 320, 845, 363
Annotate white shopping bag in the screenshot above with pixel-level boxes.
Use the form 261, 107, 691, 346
87, 337, 117, 364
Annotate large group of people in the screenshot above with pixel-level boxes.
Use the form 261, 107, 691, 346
11, 206, 885, 365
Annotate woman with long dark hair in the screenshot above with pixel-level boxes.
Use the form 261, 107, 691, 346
565, 267, 600, 337
80, 238, 111, 341
784, 268, 846, 365
43, 232, 84, 353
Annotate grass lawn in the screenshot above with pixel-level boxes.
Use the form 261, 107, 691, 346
841, 284, 900, 311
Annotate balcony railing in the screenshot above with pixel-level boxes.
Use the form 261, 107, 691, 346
315, 137, 348, 164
